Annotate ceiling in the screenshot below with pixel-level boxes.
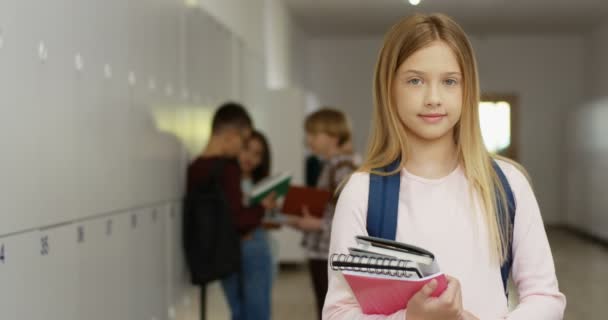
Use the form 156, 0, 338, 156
284, 0, 608, 36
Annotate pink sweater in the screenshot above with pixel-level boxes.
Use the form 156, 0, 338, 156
323, 161, 566, 319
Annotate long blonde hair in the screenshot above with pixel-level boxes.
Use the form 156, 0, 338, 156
361, 13, 519, 265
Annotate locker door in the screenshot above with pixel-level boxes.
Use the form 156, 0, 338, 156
109, 213, 133, 320
0, 232, 39, 319
128, 209, 147, 320
76, 218, 116, 320
0, 0, 22, 235
146, 206, 168, 320
17, 0, 79, 225
36, 225, 79, 320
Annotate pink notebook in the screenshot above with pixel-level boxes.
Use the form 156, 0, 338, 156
342, 271, 448, 315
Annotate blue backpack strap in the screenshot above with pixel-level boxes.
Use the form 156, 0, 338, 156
366, 160, 401, 240
492, 160, 516, 295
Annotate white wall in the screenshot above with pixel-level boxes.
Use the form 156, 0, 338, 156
565, 98, 608, 240
306, 34, 586, 225
471, 35, 586, 225
196, 0, 266, 56
264, 88, 309, 262
564, 21, 608, 240
307, 36, 383, 152
265, 0, 309, 90
196, 0, 308, 91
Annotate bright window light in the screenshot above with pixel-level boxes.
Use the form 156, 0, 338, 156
479, 101, 511, 153
185, 0, 198, 7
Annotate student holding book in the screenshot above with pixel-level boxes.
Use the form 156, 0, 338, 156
287, 108, 358, 320
186, 102, 277, 320
213, 129, 275, 320
324, 14, 566, 320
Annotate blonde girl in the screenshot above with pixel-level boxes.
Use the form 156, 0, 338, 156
323, 13, 565, 320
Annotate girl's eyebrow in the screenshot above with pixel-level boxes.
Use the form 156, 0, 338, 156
402, 69, 425, 75
401, 69, 462, 76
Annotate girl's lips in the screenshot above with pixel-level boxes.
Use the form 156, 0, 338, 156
419, 114, 446, 124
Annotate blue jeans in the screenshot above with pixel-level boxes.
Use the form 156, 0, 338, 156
221, 228, 273, 320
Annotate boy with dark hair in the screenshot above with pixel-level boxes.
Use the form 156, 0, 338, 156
184, 102, 276, 320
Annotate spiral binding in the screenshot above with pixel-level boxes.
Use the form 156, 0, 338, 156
330, 253, 422, 278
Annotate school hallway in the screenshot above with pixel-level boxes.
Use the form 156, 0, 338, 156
2, 0, 608, 319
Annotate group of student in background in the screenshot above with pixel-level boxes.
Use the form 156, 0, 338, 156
185, 101, 357, 320
184, 11, 565, 320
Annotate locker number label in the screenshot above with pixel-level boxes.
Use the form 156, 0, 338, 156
77, 226, 85, 243
106, 219, 113, 236
40, 236, 49, 256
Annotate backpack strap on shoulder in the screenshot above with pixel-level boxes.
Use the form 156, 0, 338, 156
366, 160, 401, 240
492, 160, 516, 295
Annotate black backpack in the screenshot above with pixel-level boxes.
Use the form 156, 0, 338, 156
182, 159, 241, 285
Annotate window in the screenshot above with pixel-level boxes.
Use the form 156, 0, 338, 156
479, 101, 511, 154
479, 94, 518, 160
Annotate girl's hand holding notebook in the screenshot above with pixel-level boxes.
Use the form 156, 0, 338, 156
406, 275, 463, 320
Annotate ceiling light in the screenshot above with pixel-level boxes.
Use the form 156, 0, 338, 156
409, 0, 421, 6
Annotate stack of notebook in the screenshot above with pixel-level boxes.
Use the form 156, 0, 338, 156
331, 236, 448, 315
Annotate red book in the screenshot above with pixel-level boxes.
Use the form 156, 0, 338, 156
281, 186, 333, 217
342, 271, 448, 315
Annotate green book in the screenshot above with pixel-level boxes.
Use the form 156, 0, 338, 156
248, 172, 292, 206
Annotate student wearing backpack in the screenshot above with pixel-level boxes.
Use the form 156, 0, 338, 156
287, 108, 358, 320
184, 102, 277, 320
323, 14, 565, 320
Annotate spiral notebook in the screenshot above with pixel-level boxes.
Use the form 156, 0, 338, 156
331, 237, 448, 315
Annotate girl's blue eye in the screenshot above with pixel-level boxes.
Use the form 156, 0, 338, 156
408, 78, 422, 85
444, 79, 459, 86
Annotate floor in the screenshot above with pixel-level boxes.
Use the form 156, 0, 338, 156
205, 227, 608, 319
551, 228, 608, 319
